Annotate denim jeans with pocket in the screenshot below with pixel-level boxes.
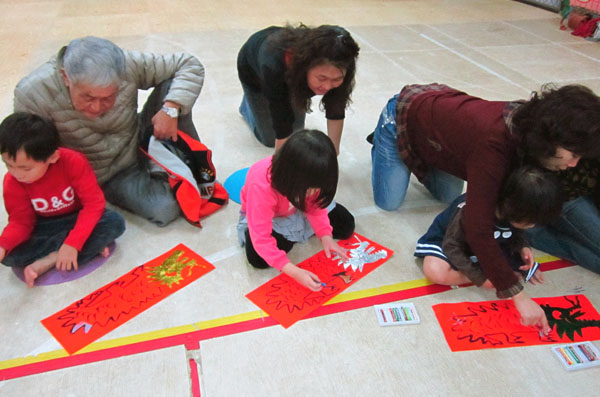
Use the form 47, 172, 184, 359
370, 95, 464, 211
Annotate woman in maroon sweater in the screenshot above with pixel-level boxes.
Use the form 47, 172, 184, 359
370, 83, 600, 333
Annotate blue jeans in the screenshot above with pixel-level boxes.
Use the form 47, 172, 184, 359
370, 95, 464, 210
524, 196, 600, 274
239, 83, 306, 148
2, 208, 125, 268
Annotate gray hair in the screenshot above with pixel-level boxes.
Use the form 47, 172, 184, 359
63, 36, 126, 87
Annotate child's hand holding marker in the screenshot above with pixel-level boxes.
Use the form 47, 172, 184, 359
519, 261, 543, 284
526, 261, 543, 284
281, 236, 351, 291
282, 262, 323, 291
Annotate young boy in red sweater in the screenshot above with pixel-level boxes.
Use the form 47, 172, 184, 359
0, 113, 125, 287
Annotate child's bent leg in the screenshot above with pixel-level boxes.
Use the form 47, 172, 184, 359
244, 229, 294, 269
24, 252, 58, 288
77, 209, 126, 264
423, 255, 471, 285
328, 203, 355, 240
1, 215, 74, 269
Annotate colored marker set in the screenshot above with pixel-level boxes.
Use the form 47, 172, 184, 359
552, 341, 600, 371
374, 302, 420, 326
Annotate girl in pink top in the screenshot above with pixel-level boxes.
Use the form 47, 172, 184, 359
239, 129, 354, 291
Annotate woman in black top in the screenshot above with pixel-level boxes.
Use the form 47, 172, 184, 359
237, 24, 359, 153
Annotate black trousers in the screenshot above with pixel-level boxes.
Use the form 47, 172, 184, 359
245, 203, 355, 269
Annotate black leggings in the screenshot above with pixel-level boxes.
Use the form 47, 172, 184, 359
245, 203, 355, 269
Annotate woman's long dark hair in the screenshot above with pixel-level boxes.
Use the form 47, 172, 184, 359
270, 129, 338, 212
280, 24, 359, 114
513, 84, 600, 164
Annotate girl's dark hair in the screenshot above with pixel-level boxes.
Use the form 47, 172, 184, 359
513, 84, 600, 163
270, 129, 338, 211
497, 165, 563, 226
280, 24, 359, 113
0, 112, 60, 161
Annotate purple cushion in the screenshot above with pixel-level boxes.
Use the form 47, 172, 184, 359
12, 242, 115, 286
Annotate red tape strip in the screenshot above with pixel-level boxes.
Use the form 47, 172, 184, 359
0, 259, 574, 381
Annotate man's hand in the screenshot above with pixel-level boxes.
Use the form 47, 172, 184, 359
151, 101, 180, 141
0, 246, 6, 263
56, 243, 79, 271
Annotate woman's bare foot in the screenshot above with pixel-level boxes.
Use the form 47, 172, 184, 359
99, 246, 110, 258
23, 252, 58, 288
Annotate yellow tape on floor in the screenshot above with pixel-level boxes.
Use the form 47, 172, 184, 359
0, 255, 560, 371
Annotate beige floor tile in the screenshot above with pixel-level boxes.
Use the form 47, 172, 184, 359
200, 267, 600, 395
0, 346, 190, 396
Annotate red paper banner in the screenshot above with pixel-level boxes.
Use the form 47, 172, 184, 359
246, 233, 393, 328
41, 244, 214, 354
433, 295, 600, 352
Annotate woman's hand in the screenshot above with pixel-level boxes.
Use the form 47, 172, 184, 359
282, 263, 322, 291
512, 290, 551, 335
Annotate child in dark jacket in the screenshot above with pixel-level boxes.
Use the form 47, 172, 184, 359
415, 165, 563, 290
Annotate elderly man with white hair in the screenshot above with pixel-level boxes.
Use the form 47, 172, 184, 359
14, 36, 204, 226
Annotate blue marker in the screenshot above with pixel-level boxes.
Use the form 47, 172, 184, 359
525, 261, 540, 283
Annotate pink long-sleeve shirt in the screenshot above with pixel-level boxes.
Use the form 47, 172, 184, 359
240, 156, 333, 270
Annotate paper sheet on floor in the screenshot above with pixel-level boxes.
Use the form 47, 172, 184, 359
433, 295, 600, 352
246, 233, 393, 328
41, 244, 215, 354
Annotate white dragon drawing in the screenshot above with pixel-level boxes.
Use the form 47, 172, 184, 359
334, 235, 388, 272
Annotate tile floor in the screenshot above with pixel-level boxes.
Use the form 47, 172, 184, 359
0, 0, 599, 395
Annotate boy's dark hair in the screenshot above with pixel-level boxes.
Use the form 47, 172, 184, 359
497, 165, 563, 226
280, 24, 360, 114
270, 129, 338, 212
513, 84, 600, 163
0, 112, 60, 161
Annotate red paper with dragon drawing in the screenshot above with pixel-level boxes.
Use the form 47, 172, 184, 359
433, 295, 600, 352
41, 244, 214, 354
246, 233, 393, 328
